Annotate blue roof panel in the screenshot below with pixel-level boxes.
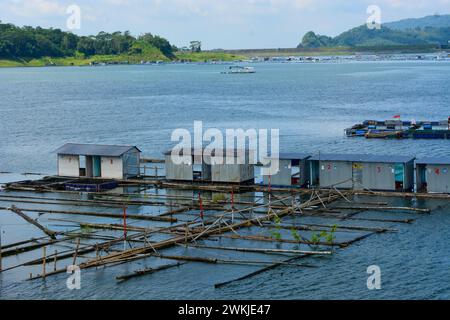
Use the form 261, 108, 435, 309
309, 153, 415, 164
416, 157, 450, 165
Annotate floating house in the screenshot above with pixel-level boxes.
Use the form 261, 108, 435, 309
55, 143, 141, 180
164, 149, 211, 182
211, 149, 254, 183
165, 149, 255, 183
416, 157, 450, 193
309, 154, 415, 191
263, 153, 311, 187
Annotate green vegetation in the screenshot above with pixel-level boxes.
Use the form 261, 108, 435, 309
269, 215, 283, 241
175, 51, 246, 62
298, 23, 450, 49
0, 21, 175, 60
0, 21, 242, 67
310, 225, 337, 245
212, 193, 227, 203
384, 14, 450, 30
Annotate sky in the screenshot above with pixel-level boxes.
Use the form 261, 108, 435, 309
0, 0, 449, 49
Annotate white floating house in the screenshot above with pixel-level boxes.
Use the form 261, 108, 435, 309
309, 154, 415, 191
55, 143, 141, 180
211, 149, 254, 183
416, 157, 450, 193
165, 149, 254, 183
263, 153, 311, 187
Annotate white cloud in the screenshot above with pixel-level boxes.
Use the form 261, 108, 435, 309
7, 0, 66, 17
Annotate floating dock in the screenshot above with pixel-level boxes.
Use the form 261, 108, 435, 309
2, 146, 450, 290
346, 119, 450, 139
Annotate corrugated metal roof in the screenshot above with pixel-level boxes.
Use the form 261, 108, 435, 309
309, 153, 415, 164
55, 143, 140, 157
279, 153, 311, 160
416, 157, 450, 165
164, 148, 251, 157
266, 153, 311, 160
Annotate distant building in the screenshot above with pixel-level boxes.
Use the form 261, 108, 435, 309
55, 143, 141, 180
190, 41, 202, 52
309, 154, 415, 191
416, 157, 450, 193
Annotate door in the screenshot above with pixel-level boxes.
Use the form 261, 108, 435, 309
394, 163, 404, 191
310, 161, 320, 186
93, 156, 102, 177
352, 163, 363, 189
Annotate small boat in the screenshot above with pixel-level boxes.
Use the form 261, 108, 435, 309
222, 66, 256, 74
365, 130, 404, 139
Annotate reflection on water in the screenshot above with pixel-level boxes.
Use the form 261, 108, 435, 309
1, 61, 450, 299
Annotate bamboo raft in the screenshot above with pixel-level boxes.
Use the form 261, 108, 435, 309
0, 176, 441, 289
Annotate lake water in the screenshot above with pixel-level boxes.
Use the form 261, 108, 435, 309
1, 61, 450, 300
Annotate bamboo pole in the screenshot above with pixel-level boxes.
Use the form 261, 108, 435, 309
0, 226, 2, 272
331, 205, 430, 213
8, 206, 57, 239
26, 191, 381, 280
148, 253, 317, 268
22, 219, 216, 267
183, 244, 332, 255
213, 234, 340, 247
116, 263, 184, 282
73, 238, 80, 265
0, 236, 72, 259
42, 246, 46, 279
214, 254, 309, 288
260, 223, 397, 233
53, 250, 57, 271
1, 206, 177, 223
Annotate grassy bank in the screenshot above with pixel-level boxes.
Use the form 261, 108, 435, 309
223, 44, 442, 57
175, 51, 246, 62
0, 51, 170, 68
0, 51, 245, 68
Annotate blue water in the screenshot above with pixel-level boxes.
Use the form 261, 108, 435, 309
1, 61, 450, 300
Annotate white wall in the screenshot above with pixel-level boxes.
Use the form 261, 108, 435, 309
101, 156, 123, 179
58, 155, 80, 177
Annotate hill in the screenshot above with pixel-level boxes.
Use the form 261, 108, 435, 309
0, 21, 241, 67
384, 14, 450, 30
298, 14, 450, 48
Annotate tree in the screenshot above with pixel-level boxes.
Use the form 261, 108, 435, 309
0, 21, 176, 59
77, 36, 96, 56
138, 33, 174, 57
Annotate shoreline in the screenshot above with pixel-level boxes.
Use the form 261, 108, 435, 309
1, 48, 448, 68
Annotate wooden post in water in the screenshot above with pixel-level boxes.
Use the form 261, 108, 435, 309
198, 193, 204, 226
0, 226, 2, 272
42, 246, 46, 279
268, 175, 272, 215
231, 189, 235, 224
53, 250, 57, 271
123, 207, 127, 251
73, 238, 80, 266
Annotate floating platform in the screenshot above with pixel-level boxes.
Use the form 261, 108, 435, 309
5, 176, 119, 192
346, 119, 450, 139
64, 180, 118, 192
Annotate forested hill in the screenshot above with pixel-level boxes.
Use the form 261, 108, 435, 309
0, 21, 175, 60
298, 14, 450, 48
384, 14, 450, 30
